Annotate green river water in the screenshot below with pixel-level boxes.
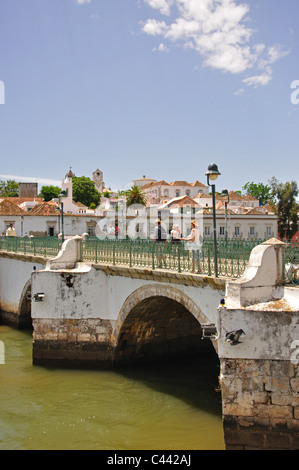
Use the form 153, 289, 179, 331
0, 325, 225, 450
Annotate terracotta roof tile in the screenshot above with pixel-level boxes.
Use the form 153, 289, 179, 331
191, 180, 208, 188
243, 194, 259, 201
0, 197, 43, 205
0, 199, 27, 216
160, 195, 200, 208
169, 181, 192, 186
228, 191, 243, 200
73, 201, 88, 208
142, 180, 170, 189
29, 201, 59, 215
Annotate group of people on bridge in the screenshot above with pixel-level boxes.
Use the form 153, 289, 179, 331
153, 219, 203, 270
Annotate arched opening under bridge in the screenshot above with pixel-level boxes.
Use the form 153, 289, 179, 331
113, 290, 218, 366
18, 280, 32, 329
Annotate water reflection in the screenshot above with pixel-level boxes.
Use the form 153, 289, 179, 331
0, 325, 224, 450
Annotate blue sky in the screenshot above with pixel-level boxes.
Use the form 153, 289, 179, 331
0, 0, 298, 193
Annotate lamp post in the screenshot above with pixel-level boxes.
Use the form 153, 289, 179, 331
59, 192, 66, 243
55, 205, 61, 235
205, 163, 221, 277
20, 215, 24, 237
54, 190, 67, 243
221, 189, 230, 240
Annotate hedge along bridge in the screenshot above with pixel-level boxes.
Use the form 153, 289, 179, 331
0, 236, 299, 449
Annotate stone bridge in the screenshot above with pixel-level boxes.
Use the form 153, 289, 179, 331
0, 237, 299, 450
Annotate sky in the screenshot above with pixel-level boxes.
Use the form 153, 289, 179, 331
0, 0, 298, 194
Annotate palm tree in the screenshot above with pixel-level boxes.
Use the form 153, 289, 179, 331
125, 186, 147, 207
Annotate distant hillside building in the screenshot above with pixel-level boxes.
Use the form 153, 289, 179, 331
142, 180, 209, 205
132, 176, 157, 188
19, 182, 38, 198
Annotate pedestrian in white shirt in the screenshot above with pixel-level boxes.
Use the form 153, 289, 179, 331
6, 223, 16, 237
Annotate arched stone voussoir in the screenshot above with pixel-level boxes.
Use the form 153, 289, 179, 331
111, 283, 210, 347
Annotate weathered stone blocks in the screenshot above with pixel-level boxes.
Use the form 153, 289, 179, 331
220, 358, 299, 449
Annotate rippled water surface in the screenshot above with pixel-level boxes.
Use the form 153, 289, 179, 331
0, 326, 225, 450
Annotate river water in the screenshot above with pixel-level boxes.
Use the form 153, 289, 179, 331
0, 325, 225, 450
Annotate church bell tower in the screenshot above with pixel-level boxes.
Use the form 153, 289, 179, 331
92, 169, 104, 194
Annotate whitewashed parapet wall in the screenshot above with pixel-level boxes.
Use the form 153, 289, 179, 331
217, 239, 299, 450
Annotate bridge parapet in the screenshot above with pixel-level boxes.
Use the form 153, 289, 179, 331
47, 235, 82, 270
217, 238, 299, 450
225, 238, 286, 309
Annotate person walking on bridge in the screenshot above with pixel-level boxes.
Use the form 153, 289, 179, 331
6, 223, 16, 237
181, 220, 202, 273
153, 219, 167, 268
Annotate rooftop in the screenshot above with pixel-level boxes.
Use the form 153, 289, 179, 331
0, 199, 27, 216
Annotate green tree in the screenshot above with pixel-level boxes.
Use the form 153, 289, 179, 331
0, 179, 19, 197
39, 185, 61, 201
125, 186, 147, 207
269, 177, 298, 239
242, 181, 274, 206
72, 176, 101, 207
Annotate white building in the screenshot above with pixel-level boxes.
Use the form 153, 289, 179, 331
59, 169, 106, 216
142, 180, 209, 205
0, 169, 278, 241
199, 207, 277, 240
0, 199, 102, 237
131, 175, 157, 188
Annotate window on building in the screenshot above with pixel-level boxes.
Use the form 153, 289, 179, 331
249, 226, 255, 237
234, 226, 240, 237
204, 226, 210, 237
220, 226, 225, 236
176, 190, 180, 197
86, 223, 96, 236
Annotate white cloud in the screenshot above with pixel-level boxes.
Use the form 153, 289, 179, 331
233, 88, 245, 96
142, 19, 168, 36
243, 66, 273, 87
153, 43, 170, 52
141, 0, 290, 86
77, 0, 91, 4
144, 0, 174, 16
258, 44, 290, 68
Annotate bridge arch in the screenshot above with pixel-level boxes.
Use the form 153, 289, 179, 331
112, 284, 215, 365
18, 279, 32, 328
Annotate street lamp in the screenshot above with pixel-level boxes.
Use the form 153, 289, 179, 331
55, 205, 61, 235
20, 215, 24, 237
206, 163, 221, 277
221, 189, 230, 240
54, 190, 67, 242
59, 191, 67, 243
